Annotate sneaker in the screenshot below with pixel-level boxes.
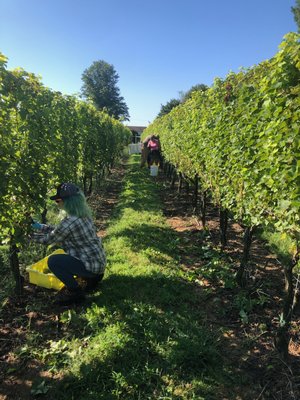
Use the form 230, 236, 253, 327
54, 287, 85, 306
84, 274, 103, 293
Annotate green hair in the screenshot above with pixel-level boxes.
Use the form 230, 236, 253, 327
63, 192, 92, 218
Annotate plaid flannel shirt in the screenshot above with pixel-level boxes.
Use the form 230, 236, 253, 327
33, 216, 106, 274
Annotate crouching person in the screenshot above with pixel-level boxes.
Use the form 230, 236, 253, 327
32, 182, 106, 306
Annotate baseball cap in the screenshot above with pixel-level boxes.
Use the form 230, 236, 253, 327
50, 183, 80, 200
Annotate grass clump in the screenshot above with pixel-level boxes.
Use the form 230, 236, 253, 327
259, 226, 296, 265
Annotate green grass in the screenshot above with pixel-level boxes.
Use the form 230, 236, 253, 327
41, 155, 229, 399
259, 226, 296, 267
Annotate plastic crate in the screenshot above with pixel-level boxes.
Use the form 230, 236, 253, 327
26, 249, 65, 290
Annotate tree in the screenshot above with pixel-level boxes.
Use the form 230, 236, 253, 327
157, 98, 181, 118
292, 0, 300, 32
81, 60, 130, 121
181, 84, 208, 102
156, 84, 209, 118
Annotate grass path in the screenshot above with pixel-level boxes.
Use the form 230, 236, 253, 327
2, 155, 299, 399
37, 155, 247, 400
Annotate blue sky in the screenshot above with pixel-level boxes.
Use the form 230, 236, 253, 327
0, 0, 297, 126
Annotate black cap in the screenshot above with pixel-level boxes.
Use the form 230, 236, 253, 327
50, 183, 80, 200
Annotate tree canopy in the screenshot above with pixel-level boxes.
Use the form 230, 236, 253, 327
81, 60, 130, 121
292, 0, 300, 32
156, 83, 209, 118
157, 98, 181, 118
181, 84, 208, 102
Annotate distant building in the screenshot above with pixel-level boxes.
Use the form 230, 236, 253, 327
127, 126, 147, 143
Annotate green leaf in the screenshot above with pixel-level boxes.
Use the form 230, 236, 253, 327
239, 309, 248, 324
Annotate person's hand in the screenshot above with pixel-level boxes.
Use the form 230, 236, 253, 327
31, 221, 42, 230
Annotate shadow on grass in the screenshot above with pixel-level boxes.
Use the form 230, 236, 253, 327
42, 159, 237, 399
107, 224, 180, 263
110, 165, 162, 216
103, 165, 182, 264
4, 157, 247, 399
54, 156, 298, 400
48, 273, 229, 400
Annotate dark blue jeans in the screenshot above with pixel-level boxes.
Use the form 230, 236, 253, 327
48, 254, 100, 289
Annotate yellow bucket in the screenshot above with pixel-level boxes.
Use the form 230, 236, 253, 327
26, 249, 65, 290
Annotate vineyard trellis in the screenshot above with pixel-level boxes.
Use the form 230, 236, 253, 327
143, 32, 300, 359
0, 53, 131, 295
